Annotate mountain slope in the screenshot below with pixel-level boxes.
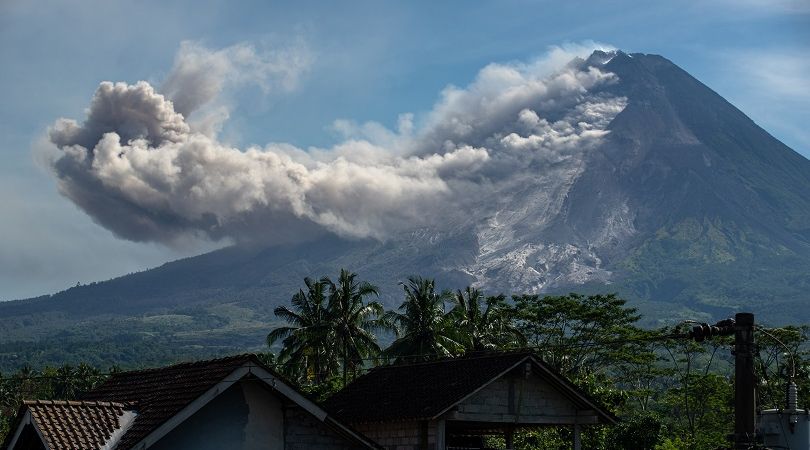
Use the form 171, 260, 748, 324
597, 52, 810, 316
2, 51, 809, 370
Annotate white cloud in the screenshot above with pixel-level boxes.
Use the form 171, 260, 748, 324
715, 48, 810, 155
721, 0, 810, 14
161, 39, 313, 135
740, 52, 810, 100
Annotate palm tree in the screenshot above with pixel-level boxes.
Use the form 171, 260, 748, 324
53, 364, 77, 399
383, 276, 461, 362
323, 269, 388, 385
267, 277, 336, 384
451, 287, 525, 352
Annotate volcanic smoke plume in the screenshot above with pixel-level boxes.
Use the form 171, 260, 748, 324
44, 42, 626, 245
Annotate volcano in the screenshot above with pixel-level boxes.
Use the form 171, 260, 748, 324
2, 51, 809, 370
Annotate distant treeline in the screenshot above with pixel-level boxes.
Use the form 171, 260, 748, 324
0, 363, 110, 441
267, 269, 810, 450
1, 269, 807, 449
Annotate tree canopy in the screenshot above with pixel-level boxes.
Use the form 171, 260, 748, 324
2, 269, 804, 450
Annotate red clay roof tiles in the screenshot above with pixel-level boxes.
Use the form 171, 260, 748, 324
79, 354, 258, 450
23, 400, 129, 450
8, 354, 380, 450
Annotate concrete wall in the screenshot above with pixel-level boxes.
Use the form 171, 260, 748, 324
150, 380, 284, 450
284, 408, 361, 450
353, 420, 437, 450
351, 366, 588, 449
150, 380, 361, 450
8, 423, 46, 450
456, 369, 578, 419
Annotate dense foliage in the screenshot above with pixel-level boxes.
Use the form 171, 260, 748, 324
0, 363, 111, 442
383, 276, 462, 362
1, 269, 807, 450
268, 270, 810, 449
267, 270, 389, 386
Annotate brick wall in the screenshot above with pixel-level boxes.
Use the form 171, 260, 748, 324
457, 370, 577, 419
353, 420, 438, 450
285, 407, 363, 450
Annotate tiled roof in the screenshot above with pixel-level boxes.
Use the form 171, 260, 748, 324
7, 354, 380, 450
323, 351, 616, 424
79, 354, 261, 450
23, 400, 131, 450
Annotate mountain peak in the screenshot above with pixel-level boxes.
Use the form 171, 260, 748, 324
2, 50, 810, 370
583, 49, 619, 66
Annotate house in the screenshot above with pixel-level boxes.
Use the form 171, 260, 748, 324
2, 400, 133, 450
3, 351, 615, 450
323, 352, 616, 450
2, 354, 379, 450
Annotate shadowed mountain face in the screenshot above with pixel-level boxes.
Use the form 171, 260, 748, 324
2, 51, 809, 370
595, 52, 810, 318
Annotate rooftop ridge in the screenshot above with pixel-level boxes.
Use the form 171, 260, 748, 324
23, 399, 129, 408
324, 350, 543, 423
107, 353, 258, 376
324, 349, 617, 425
369, 350, 533, 371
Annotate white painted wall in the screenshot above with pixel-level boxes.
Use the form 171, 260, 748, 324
148, 379, 361, 450
457, 371, 578, 419
243, 381, 285, 449
150, 380, 284, 450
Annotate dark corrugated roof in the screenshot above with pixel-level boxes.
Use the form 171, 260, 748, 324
79, 354, 262, 450
23, 400, 129, 450
324, 352, 532, 423
323, 351, 617, 424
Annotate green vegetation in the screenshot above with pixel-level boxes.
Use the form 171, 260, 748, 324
268, 270, 810, 449
0, 303, 271, 373
267, 277, 335, 385
383, 276, 461, 362
617, 218, 810, 325
451, 287, 523, 352
0, 363, 111, 442
268, 270, 389, 386
1, 269, 807, 449
324, 269, 388, 385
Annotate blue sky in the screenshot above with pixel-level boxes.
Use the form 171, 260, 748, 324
0, 0, 808, 300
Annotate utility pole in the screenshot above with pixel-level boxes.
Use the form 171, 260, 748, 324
734, 312, 755, 449
687, 313, 757, 449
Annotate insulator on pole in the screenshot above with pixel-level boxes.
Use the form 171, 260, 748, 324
788, 381, 798, 411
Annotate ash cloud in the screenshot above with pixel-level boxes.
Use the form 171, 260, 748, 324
162, 40, 312, 119
44, 42, 626, 245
